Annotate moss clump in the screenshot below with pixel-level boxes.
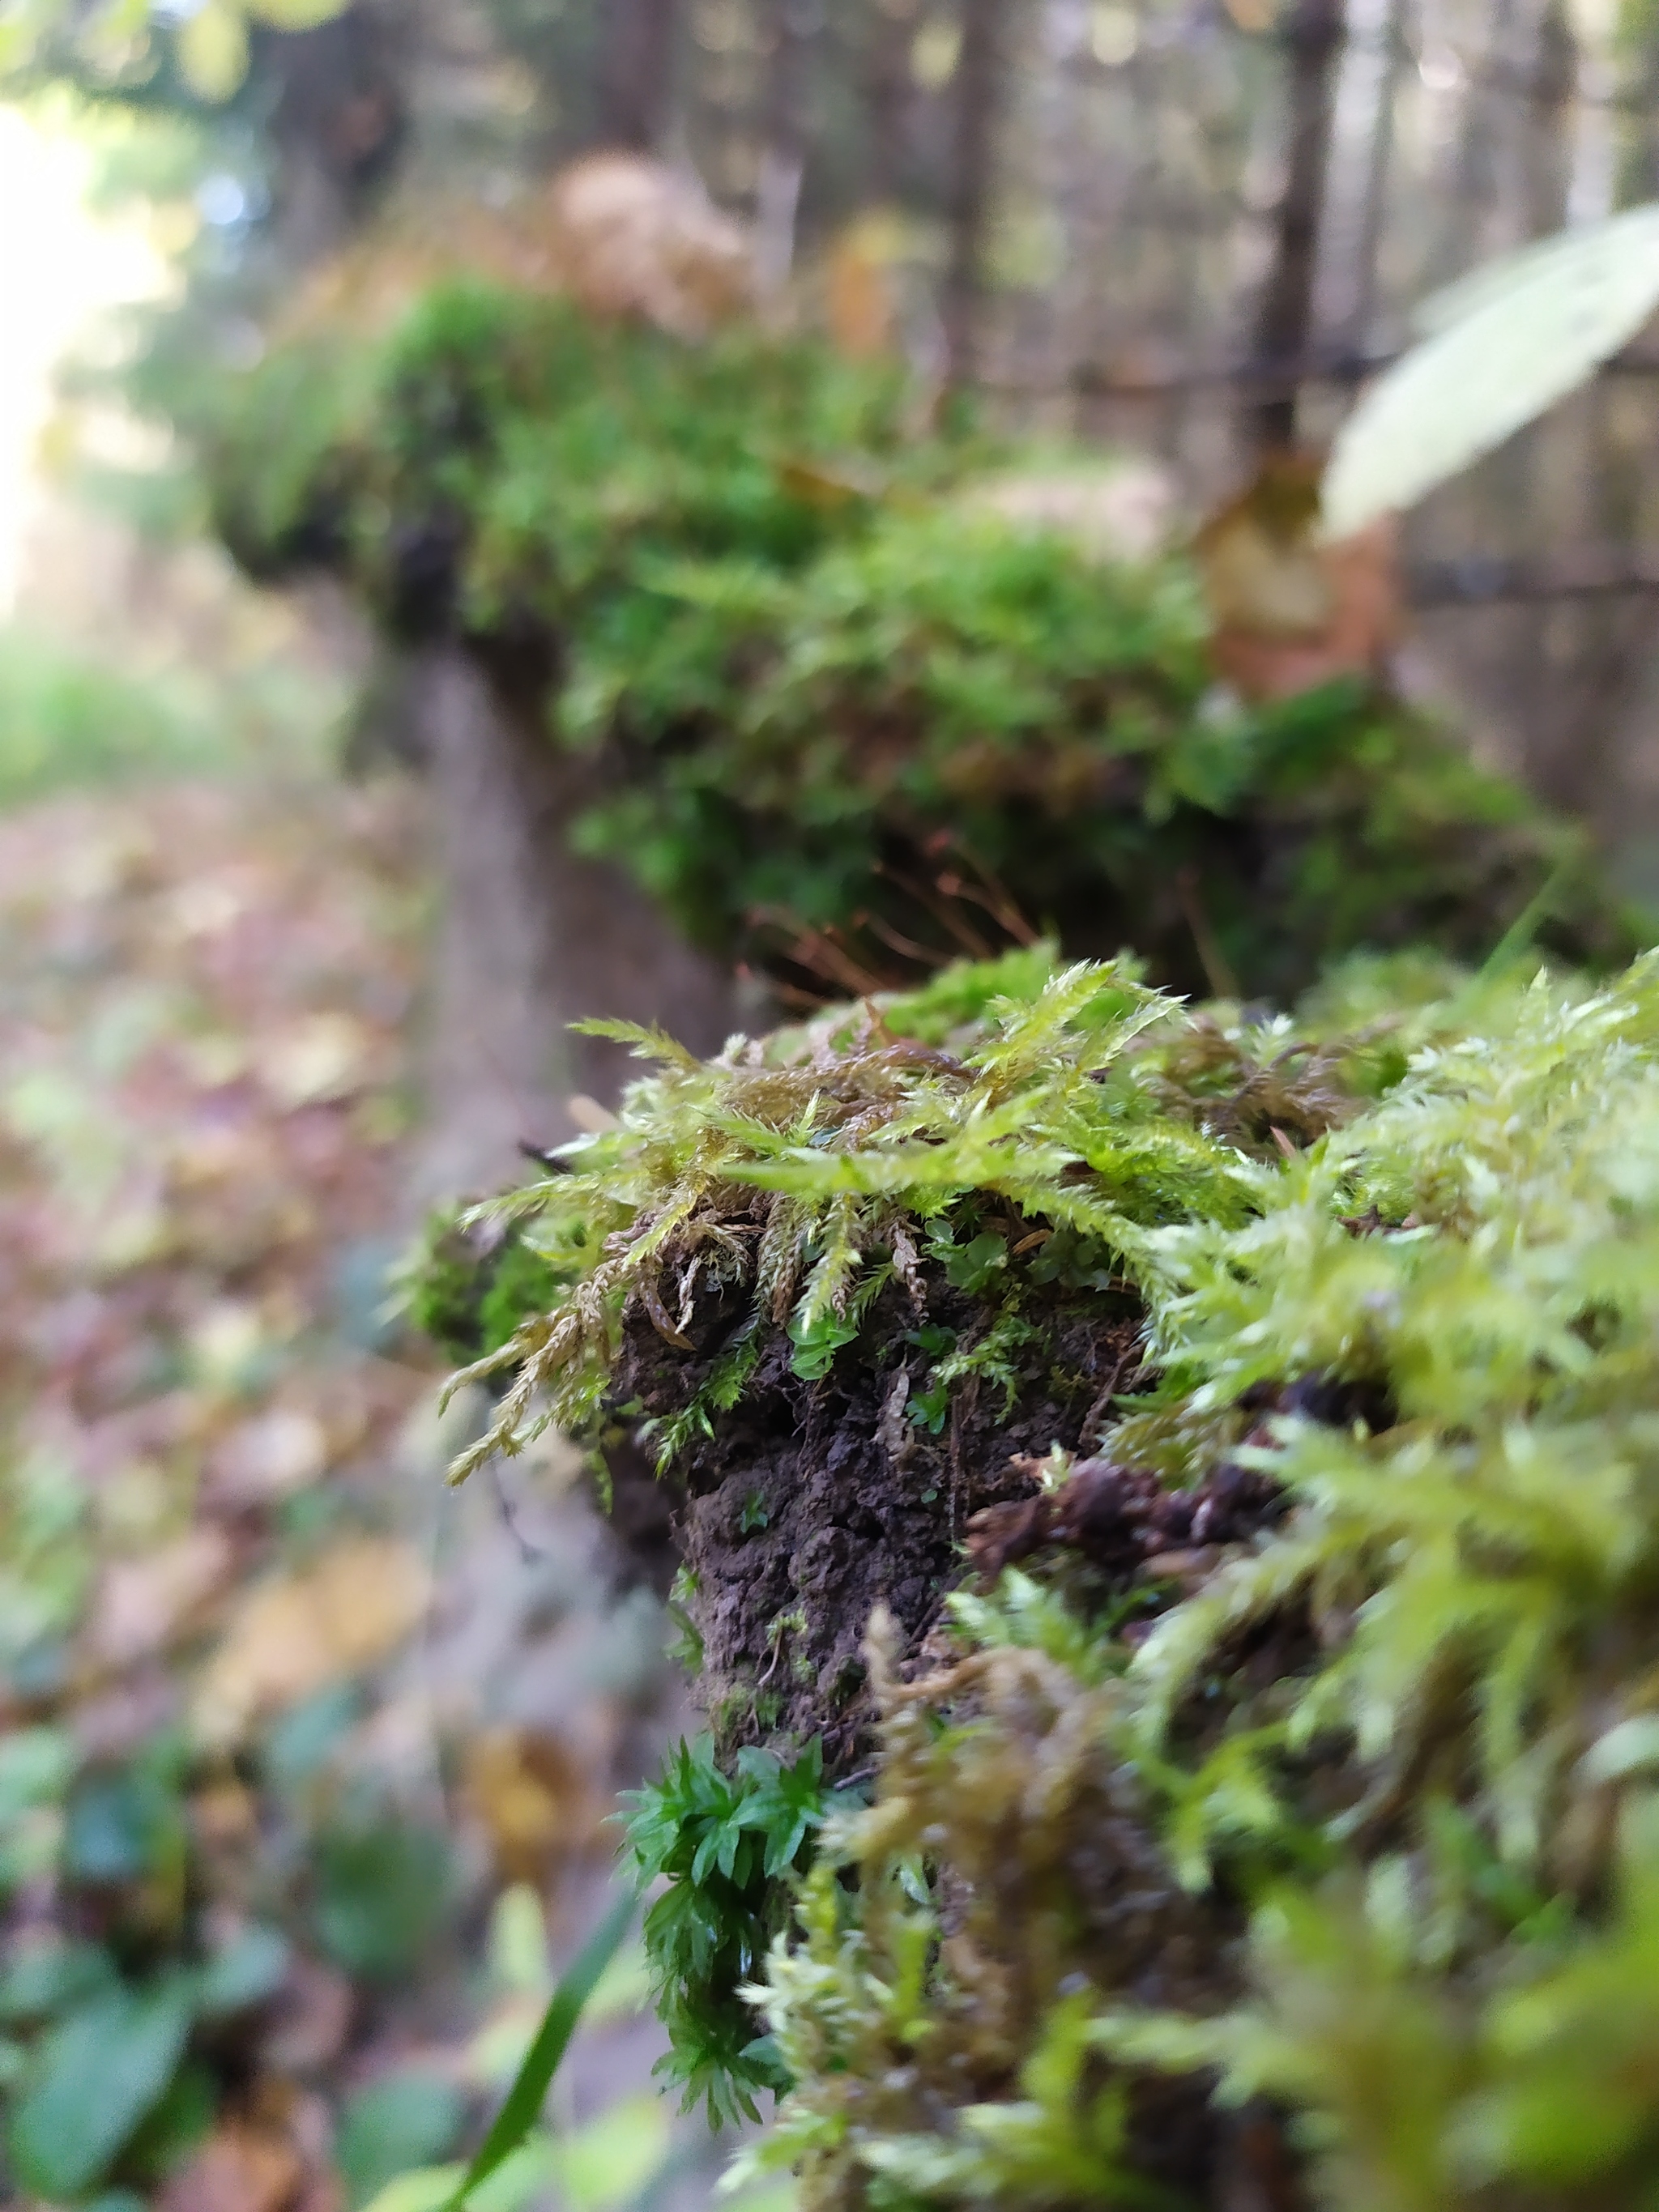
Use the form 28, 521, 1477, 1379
403, 1212, 572, 1367
620, 1734, 850, 2125
197, 284, 1637, 999
437, 953, 1361, 1768
427, 945, 1659, 2206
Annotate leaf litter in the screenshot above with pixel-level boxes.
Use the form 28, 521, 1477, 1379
0, 778, 722, 2212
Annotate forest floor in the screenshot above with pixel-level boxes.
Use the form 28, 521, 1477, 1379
0, 772, 726, 2212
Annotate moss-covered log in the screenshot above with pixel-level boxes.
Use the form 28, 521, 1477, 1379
200, 285, 1639, 1002
422, 944, 1659, 2208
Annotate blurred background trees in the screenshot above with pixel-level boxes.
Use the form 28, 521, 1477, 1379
18, 0, 1659, 925
14, 0, 1657, 1188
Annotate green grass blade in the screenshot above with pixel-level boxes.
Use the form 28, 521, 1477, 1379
442, 1885, 638, 2212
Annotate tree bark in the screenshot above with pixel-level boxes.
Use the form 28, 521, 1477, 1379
862, 0, 920, 204
599, 0, 681, 151
411, 646, 741, 1204
1250, 0, 1346, 451
256, 2, 407, 268
755, 0, 821, 296
942, 0, 1007, 389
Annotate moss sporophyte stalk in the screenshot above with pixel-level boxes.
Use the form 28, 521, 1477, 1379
201, 285, 1638, 1003
416, 945, 1659, 2208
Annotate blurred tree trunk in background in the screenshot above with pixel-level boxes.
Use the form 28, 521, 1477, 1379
412, 647, 740, 1198
599, 0, 681, 150
861, 0, 919, 202
757, 0, 820, 292
1252, 0, 1345, 450
943, 0, 1005, 386
257, 2, 408, 265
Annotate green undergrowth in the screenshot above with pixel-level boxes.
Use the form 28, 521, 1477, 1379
421, 944, 1659, 2206
192, 285, 1636, 998
619, 1736, 852, 2126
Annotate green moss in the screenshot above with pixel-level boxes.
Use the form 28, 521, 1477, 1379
619, 1734, 848, 2127
424, 945, 1659, 2206
196, 285, 1640, 999
403, 1213, 570, 1366
435, 955, 1287, 1483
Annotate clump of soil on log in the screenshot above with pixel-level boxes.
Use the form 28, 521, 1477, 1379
612, 1261, 1145, 1770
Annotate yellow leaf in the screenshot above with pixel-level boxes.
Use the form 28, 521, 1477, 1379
177, 0, 250, 100
248, 0, 348, 24
194, 1536, 430, 1743
487, 1882, 552, 1997
911, 15, 961, 87
0, 0, 61, 77
1323, 200, 1659, 538
258, 1008, 376, 1107
96, 0, 153, 35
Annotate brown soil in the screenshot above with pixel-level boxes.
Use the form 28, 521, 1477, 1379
612, 1260, 1145, 1771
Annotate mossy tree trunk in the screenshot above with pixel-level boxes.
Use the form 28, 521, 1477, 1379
411, 643, 740, 1202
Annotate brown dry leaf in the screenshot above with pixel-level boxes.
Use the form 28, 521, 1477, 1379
774, 457, 883, 512
1192, 453, 1401, 701
195, 1536, 430, 1744
1220, 0, 1277, 30
159, 2122, 305, 2212
282, 156, 753, 351
190, 1779, 260, 1853
545, 153, 754, 338
92, 1528, 235, 1668
825, 219, 900, 360
464, 1725, 595, 1881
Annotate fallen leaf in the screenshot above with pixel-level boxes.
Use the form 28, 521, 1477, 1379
7, 1980, 194, 2200
1220, 0, 1276, 30
195, 1537, 430, 1743
258, 1954, 356, 2075
464, 1726, 594, 1881
544, 152, 755, 339
187, 1300, 270, 1393
962, 460, 1176, 565
825, 211, 910, 360
258, 1012, 376, 1110
158, 2121, 305, 2212
190, 1779, 260, 1853
1193, 453, 1401, 701
212, 1409, 331, 1505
